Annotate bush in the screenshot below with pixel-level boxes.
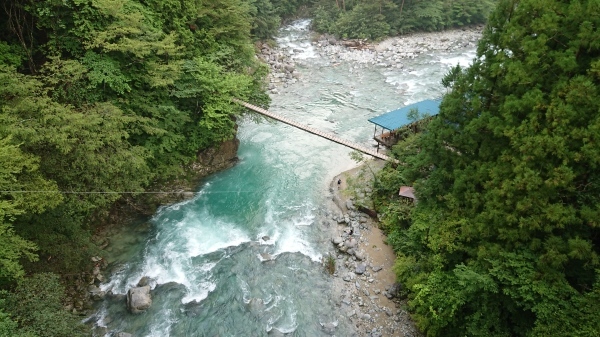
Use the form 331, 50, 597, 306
324, 254, 336, 275
0, 273, 87, 337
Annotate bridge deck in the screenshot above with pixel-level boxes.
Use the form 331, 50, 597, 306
234, 99, 396, 162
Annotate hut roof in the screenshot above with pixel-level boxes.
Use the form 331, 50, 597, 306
398, 186, 416, 199
368, 98, 441, 131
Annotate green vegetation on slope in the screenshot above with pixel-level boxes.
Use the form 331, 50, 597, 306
374, 0, 600, 335
312, 0, 497, 40
0, 0, 270, 334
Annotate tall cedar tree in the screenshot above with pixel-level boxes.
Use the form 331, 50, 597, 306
391, 0, 600, 336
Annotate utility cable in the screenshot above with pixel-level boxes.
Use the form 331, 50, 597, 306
0, 190, 259, 194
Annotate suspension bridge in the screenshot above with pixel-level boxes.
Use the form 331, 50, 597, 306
233, 99, 396, 162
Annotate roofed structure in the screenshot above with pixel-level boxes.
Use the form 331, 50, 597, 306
368, 98, 442, 149
368, 98, 442, 131
398, 186, 416, 200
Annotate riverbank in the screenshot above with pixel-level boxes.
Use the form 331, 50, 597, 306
69, 139, 240, 331
325, 160, 421, 337
260, 25, 483, 94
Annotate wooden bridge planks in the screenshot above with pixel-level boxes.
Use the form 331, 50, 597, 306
234, 99, 396, 163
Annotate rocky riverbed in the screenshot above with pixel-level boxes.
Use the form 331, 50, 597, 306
83, 24, 482, 336
259, 26, 483, 94
257, 26, 483, 336
319, 162, 421, 337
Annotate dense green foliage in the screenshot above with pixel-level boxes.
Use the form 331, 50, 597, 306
374, 0, 600, 335
0, 0, 270, 333
0, 274, 86, 337
0, 0, 268, 274
249, 0, 316, 39
312, 0, 496, 40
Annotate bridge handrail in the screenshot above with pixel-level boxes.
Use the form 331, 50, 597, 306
233, 99, 398, 163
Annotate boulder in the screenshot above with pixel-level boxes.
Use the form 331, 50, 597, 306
354, 251, 365, 261
344, 238, 357, 249
127, 286, 152, 314
137, 276, 151, 287
355, 263, 367, 275
320, 321, 338, 334
284, 64, 295, 72
343, 272, 355, 282
88, 285, 106, 301
345, 199, 355, 210
386, 282, 403, 298
116, 333, 133, 337
260, 253, 274, 261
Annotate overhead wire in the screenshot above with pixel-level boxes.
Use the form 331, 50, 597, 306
0, 190, 258, 194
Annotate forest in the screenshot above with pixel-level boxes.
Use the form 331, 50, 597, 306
373, 0, 600, 336
0, 0, 272, 335
311, 0, 497, 40
1, 0, 570, 335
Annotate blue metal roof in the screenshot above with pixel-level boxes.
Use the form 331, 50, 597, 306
368, 99, 442, 130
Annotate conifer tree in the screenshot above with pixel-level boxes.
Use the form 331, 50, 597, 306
387, 0, 600, 335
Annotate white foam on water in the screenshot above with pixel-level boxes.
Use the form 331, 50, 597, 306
264, 294, 280, 310
181, 280, 217, 304
276, 19, 317, 60
258, 198, 323, 262
146, 309, 176, 337
257, 232, 276, 245
267, 312, 284, 326
272, 311, 298, 334
185, 218, 250, 257
250, 131, 273, 143
86, 307, 108, 328
438, 50, 477, 68
272, 220, 322, 262
239, 278, 251, 304
101, 205, 249, 306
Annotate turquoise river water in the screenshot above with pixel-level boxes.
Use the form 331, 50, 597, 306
91, 20, 475, 337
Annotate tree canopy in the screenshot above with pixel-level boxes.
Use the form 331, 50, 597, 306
1, 0, 270, 333
374, 0, 600, 335
312, 0, 497, 40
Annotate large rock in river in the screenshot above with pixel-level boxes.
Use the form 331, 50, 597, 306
127, 286, 152, 314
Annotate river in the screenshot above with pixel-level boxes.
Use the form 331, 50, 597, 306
91, 20, 477, 337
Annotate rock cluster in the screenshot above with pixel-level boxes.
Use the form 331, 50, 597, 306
314, 27, 482, 68
322, 204, 418, 337
259, 26, 483, 95
61, 255, 109, 317
257, 42, 301, 94
317, 168, 424, 336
